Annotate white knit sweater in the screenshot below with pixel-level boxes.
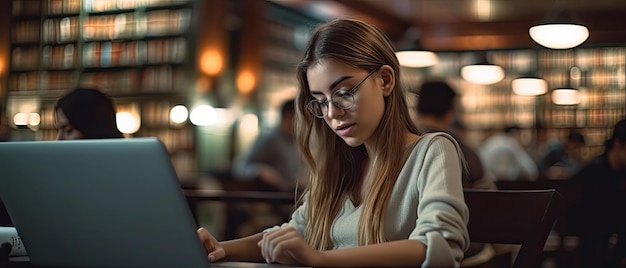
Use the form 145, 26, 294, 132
269, 132, 470, 267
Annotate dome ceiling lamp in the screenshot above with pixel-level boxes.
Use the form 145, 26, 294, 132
395, 27, 439, 68
512, 72, 548, 96
529, 0, 589, 49
552, 67, 582, 105
461, 51, 505, 85
552, 87, 581, 105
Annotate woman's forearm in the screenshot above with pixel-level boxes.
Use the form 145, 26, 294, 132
317, 239, 426, 267
221, 233, 265, 262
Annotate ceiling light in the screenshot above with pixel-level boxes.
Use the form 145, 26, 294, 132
529, 24, 588, 49
396, 51, 439, 68
529, 1, 589, 49
552, 67, 583, 105
461, 51, 504, 85
512, 76, 548, 96
552, 88, 580, 105
395, 27, 439, 68
170, 105, 189, 124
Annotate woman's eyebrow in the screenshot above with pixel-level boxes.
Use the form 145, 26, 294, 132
310, 75, 352, 94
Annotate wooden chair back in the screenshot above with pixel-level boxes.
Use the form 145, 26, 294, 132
464, 189, 563, 268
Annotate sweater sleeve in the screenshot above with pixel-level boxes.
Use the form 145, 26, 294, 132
263, 195, 308, 235
408, 135, 470, 267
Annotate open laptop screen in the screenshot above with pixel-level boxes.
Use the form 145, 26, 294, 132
0, 138, 210, 268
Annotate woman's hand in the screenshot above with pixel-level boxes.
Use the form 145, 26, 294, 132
258, 226, 322, 266
197, 227, 225, 262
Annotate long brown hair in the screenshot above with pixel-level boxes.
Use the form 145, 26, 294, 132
294, 18, 421, 250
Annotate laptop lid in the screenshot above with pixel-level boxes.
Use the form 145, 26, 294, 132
0, 138, 210, 268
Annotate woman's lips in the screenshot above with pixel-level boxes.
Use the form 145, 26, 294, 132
336, 123, 355, 136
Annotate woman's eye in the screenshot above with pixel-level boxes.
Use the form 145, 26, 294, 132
335, 90, 351, 98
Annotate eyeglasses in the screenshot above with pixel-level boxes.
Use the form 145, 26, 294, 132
306, 66, 381, 118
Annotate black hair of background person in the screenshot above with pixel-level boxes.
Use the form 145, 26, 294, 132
416, 80, 486, 187
55, 88, 123, 139
416, 80, 457, 117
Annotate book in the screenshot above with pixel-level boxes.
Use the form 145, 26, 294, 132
0, 227, 27, 257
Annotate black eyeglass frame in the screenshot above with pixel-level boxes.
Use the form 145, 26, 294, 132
306, 65, 382, 119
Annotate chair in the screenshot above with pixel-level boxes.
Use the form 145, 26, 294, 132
495, 179, 584, 267
464, 189, 564, 268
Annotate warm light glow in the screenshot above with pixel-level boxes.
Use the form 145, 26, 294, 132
529, 24, 589, 49
190, 105, 218, 126
170, 105, 188, 124
237, 71, 256, 94
474, 0, 491, 21
13, 113, 28, 126
28, 113, 41, 126
512, 78, 548, 96
200, 50, 223, 76
552, 89, 581, 105
116, 112, 141, 134
461, 64, 505, 85
238, 113, 259, 135
395, 51, 439, 68
216, 108, 236, 126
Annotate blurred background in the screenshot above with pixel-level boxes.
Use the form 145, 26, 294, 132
1, 0, 626, 182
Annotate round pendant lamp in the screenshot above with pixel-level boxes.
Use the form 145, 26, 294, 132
396, 50, 439, 68
552, 67, 582, 105
395, 27, 439, 68
529, 1, 589, 49
512, 74, 548, 96
552, 88, 580, 105
461, 51, 504, 85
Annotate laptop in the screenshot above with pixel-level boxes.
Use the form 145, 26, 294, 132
0, 138, 307, 268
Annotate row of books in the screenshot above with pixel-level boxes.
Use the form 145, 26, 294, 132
12, 38, 187, 71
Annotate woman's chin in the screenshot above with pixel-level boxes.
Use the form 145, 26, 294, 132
341, 137, 363, 147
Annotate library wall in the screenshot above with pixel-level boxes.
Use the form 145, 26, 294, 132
7, 0, 198, 177
409, 48, 626, 160
5, 1, 625, 175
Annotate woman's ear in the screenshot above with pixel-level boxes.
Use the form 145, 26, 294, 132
379, 65, 395, 97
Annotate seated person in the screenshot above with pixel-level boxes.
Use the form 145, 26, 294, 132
414, 79, 502, 267
55, 87, 123, 140
231, 99, 301, 192
198, 18, 469, 268
479, 125, 538, 181
0, 88, 123, 229
538, 131, 586, 180
571, 119, 626, 268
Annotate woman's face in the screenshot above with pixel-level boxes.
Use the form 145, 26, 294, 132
55, 109, 83, 140
306, 60, 390, 149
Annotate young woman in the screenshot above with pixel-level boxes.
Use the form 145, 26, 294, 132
54, 87, 123, 140
198, 18, 469, 267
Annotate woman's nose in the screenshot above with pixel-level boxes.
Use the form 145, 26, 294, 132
325, 102, 344, 118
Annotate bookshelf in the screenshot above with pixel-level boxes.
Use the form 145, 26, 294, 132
419, 47, 626, 160
7, 0, 198, 176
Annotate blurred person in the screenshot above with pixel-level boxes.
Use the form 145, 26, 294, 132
0, 110, 10, 142
2, 88, 124, 226
232, 99, 301, 193
538, 130, 586, 180
414, 80, 504, 267
230, 99, 301, 236
197, 18, 469, 267
571, 119, 626, 268
54, 87, 123, 140
479, 125, 538, 181
0, 110, 11, 227
414, 80, 495, 189
0, 111, 11, 226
